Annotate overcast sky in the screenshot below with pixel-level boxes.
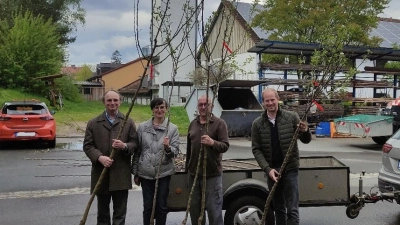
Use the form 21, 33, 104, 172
66, 0, 400, 67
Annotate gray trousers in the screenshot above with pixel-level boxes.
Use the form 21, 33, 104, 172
189, 175, 223, 225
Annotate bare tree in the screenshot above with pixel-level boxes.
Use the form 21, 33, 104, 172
181, 1, 259, 224
78, 0, 198, 224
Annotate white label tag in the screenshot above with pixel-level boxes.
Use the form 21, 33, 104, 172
16, 132, 35, 137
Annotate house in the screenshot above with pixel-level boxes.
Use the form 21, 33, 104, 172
61, 65, 83, 79
75, 80, 103, 101
118, 79, 152, 105
86, 57, 150, 101
150, 0, 198, 104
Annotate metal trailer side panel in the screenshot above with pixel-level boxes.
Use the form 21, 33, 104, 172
167, 173, 190, 211
167, 157, 350, 211
299, 168, 349, 205
167, 171, 249, 211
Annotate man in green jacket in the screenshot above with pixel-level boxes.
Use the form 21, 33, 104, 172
251, 88, 311, 225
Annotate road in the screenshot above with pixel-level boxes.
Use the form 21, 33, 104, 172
0, 136, 399, 225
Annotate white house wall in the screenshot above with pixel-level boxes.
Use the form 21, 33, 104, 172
152, 0, 198, 103
201, 7, 255, 65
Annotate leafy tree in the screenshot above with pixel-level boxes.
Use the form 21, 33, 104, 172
75, 64, 94, 81
0, 0, 85, 46
0, 11, 64, 94
55, 76, 82, 102
111, 50, 122, 64
251, 0, 390, 78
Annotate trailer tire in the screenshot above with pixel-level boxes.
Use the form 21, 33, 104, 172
372, 136, 388, 145
346, 203, 360, 219
224, 195, 275, 225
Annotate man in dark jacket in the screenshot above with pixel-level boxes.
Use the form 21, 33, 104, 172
252, 88, 311, 225
186, 95, 229, 225
83, 90, 138, 225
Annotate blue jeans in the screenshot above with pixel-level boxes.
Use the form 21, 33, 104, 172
141, 175, 171, 225
267, 168, 299, 225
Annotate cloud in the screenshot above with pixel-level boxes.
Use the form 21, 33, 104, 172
67, 0, 400, 66
82, 10, 151, 33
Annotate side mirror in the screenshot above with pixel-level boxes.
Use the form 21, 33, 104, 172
49, 110, 56, 115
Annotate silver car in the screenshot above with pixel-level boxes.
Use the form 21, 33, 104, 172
378, 129, 400, 192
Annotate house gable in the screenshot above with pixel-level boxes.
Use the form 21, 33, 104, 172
202, 1, 400, 61
199, 1, 259, 62
99, 58, 148, 92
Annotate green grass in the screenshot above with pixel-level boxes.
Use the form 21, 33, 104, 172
0, 88, 190, 135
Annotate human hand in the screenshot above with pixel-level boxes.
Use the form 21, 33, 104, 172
298, 121, 308, 132
163, 137, 170, 150
112, 139, 127, 150
269, 169, 279, 182
98, 155, 114, 167
134, 175, 141, 186
201, 135, 214, 146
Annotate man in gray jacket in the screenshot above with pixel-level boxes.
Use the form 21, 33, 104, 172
83, 90, 138, 225
252, 88, 311, 225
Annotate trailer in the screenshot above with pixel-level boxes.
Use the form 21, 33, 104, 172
334, 99, 400, 145
167, 156, 350, 224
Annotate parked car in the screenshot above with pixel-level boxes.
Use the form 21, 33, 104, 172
378, 129, 400, 192
0, 100, 56, 147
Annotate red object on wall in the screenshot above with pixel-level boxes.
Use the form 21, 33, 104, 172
223, 41, 233, 54
149, 64, 154, 80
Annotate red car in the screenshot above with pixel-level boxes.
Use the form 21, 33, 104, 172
0, 100, 56, 147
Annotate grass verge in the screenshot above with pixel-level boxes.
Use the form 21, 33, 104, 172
0, 89, 190, 136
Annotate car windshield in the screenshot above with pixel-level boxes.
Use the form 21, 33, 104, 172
3, 104, 47, 115
391, 129, 400, 140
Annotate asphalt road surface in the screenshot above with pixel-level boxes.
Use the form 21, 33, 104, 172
0, 136, 399, 225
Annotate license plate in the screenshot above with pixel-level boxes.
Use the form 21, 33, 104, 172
16, 132, 35, 137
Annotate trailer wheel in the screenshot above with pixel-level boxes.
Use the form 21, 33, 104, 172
346, 203, 360, 219
371, 136, 388, 145
224, 195, 275, 225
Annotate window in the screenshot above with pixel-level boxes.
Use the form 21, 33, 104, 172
83, 88, 91, 95
5, 104, 46, 115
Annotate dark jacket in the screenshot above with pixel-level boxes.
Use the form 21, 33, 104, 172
251, 107, 311, 175
83, 111, 138, 194
186, 115, 229, 177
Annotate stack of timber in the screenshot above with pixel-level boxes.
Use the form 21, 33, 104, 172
351, 98, 394, 104
281, 103, 344, 124
174, 154, 260, 172
278, 91, 346, 102
348, 106, 380, 115
350, 79, 393, 88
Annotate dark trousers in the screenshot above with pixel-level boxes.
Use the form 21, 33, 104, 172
141, 175, 171, 225
267, 168, 299, 225
96, 190, 129, 225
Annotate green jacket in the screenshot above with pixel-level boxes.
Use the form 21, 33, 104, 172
251, 107, 311, 175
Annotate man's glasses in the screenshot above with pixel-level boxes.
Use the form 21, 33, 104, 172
198, 103, 210, 107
